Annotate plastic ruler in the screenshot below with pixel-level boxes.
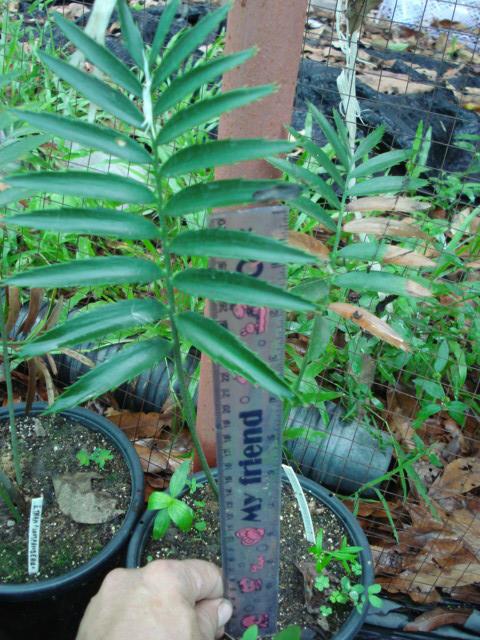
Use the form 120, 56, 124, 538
210, 205, 287, 638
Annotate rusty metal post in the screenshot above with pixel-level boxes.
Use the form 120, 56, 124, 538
195, 0, 309, 468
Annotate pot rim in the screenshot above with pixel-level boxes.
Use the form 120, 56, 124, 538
0, 402, 144, 598
126, 469, 374, 640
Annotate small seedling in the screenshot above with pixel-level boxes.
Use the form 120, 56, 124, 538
331, 577, 382, 614
76, 447, 114, 469
319, 605, 333, 617
314, 575, 329, 592
241, 624, 302, 640
148, 461, 194, 540
309, 530, 363, 574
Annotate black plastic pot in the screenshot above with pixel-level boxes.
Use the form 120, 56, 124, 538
0, 403, 144, 640
126, 470, 374, 640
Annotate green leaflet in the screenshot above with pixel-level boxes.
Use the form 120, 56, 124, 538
2, 257, 162, 289
150, 0, 181, 63
337, 243, 386, 261
354, 126, 385, 160
161, 179, 296, 216
291, 197, 336, 231
37, 52, 144, 128
175, 311, 293, 400
117, 0, 145, 68
333, 271, 432, 297
350, 150, 411, 179
173, 269, 316, 311
170, 229, 316, 263
287, 126, 345, 187
54, 13, 142, 96
19, 299, 167, 357
5, 208, 160, 239
309, 103, 351, 170
43, 338, 173, 414
154, 48, 256, 116
11, 110, 151, 164
157, 85, 275, 144
268, 158, 341, 210
347, 177, 427, 198
161, 139, 294, 177
152, 3, 230, 88
5, 171, 155, 204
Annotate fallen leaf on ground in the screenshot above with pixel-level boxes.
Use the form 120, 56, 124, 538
344, 217, 431, 239
105, 408, 170, 439
347, 196, 429, 213
288, 230, 330, 259
429, 457, 480, 499
329, 302, 410, 350
404, 607, 472, 632
358, 71, 434, 94
382, 246, 436, 267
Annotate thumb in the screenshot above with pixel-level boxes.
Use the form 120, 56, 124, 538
195, 597, 233, 640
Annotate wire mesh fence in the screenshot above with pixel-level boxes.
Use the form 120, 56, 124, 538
1, 0, 479, 634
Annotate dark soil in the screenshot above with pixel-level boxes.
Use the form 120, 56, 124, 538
142, 484, 360, 639
0, 413, 131, 583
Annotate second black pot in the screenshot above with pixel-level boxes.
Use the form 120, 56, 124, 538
127, 470, 374, 640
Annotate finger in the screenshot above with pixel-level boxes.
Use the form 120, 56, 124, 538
176, 559, 225, 604
142, 559, 225, 605
195, 597, 233, 640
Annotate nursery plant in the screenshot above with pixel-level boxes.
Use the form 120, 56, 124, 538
0, 0, 323, 500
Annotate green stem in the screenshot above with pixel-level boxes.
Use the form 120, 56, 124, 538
151, 146, 218, 498
332, 188, 349, 260
0, 295, 22, 486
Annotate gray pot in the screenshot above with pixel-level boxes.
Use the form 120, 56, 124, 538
285, 403, 393, 496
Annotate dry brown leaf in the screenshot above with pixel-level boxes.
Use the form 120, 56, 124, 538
329, 302, 410, 350
288, 231, 330, 259
343, 217, 431, 239
106, 408, 170, 440
60, 348, 95, 369
387, 411, 416, 449
404, 608, 471, 632
52, 3, 86, 20
35, 357, 56, 406
44, 296, 64, 331
446, 585, 480, 605
377, 573, 442, 604
5, 287, 20, 334
347, 196, 429, 213
358, 70, 434, 95
134, 444, 174, 474
20, 288, 44, 335
405, 280, 433, 298
146, 475, 169, 490
430, 457, 480, 499
466, 260, 480, 269
382, 246, 436, 268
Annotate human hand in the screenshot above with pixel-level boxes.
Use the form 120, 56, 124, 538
76, 559, 232, 640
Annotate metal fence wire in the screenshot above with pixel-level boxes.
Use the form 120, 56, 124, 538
1, 0, 479, 636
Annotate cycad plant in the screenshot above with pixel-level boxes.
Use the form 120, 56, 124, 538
0, 0, 318, 494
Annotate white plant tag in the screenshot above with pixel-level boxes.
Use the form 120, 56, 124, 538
28, 496, 44, 575
282, 464, 315, 543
